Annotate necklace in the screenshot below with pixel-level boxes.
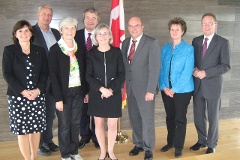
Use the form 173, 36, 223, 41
22, 49, 30, 54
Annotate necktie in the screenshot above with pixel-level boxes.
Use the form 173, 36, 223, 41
128, 40, 137, 63
202, 37, 208, 58
86, 33, 92, 51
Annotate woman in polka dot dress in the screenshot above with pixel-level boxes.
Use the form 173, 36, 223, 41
2, 20, 48, 160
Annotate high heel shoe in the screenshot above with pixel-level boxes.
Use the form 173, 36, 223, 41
98, 152, 108, 160
109, 153, 118, 160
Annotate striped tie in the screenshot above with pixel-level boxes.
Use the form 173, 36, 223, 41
86, 33, 92, 51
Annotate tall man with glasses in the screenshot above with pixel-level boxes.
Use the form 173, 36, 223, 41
75, 7, 100, 149
121, 16, 160, 160
32, 5, 61, 156
191, 13, 231, 154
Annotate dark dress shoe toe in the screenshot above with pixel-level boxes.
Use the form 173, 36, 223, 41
160, 144, 173, 152
44, 142, 59, 152
190, 142, 206, 151
175, 150, 182, 158
38, 145, 52, 156
94, 141, 100, 149
206, 148, 215, 154
129, 146, 144, 156
78, 139, 90, 149
144, 150, 153, 160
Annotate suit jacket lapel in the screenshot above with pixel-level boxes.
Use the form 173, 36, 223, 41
197, 35, 204, 64
202, 34, 217, 62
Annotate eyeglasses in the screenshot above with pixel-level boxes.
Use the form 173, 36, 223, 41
201, 22, 216, 26
96, 32, 109, 37
128, 24, 142, 29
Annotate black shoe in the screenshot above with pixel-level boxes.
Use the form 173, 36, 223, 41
78, 139, 90, 149
144, 150, 153, 160
175, 149, 182, 158
38, 145, 52, 156
190, 142, 206, 151
43, 142, 59, 152
93, 141, 100, 149
206, 148, 215, 154
129, 146, 144, 156
160, 144, 174, 152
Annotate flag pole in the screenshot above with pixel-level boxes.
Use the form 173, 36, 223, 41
110, 0, 128, 143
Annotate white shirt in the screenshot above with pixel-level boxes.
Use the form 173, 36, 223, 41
127, 34, 143, 57
84, 28, 94, 44
203, 33, 214, 49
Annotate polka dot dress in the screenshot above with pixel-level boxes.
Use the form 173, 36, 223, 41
7, 55, 46, 135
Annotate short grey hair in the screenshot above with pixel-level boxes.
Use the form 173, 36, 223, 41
59, 17, 78, 31
38, 5, 53, 14
92, 23, 113, 46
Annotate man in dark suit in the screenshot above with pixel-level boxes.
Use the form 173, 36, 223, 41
74, 7, 100, 149
32, 5, 61, 156
191, 13, 231, 154
121, 16, 160, 160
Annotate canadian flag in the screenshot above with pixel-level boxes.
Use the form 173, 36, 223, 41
110, 0, 125, 48
110, 0, 126, 109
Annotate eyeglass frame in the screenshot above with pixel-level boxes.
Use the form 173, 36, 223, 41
201, 22, 216, 26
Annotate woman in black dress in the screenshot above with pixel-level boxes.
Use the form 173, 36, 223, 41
2, 20, 48, 160
86, 23, 125, 160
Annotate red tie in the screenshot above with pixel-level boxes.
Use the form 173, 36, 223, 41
128, 40, 137, 63
202, 38, 208, 58
86, 33, 92, 51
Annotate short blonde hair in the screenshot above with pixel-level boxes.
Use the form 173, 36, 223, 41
59, 17, 78, 31
92, 23, 113, 46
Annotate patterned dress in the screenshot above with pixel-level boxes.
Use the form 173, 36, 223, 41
8, 55, 46, 135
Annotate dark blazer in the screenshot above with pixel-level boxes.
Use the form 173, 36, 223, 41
2, 43, 48, 96
192, 34, 231, 99
32, 23, 61, 54
48, 43, 87, 103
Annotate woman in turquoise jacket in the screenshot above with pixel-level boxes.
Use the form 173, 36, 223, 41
158, 17, 194, 158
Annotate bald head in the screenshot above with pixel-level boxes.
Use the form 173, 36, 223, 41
128, 16, 144, 40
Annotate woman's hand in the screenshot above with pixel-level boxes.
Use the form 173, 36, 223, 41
99, 87, 113, 99
84, 94, 89, 103
21, 90, 32, 100
28, 88, 40, 100
56, 101, 64, 111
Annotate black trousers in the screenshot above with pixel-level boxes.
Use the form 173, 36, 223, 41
56, 87, 83, 158
161, 91, 192, 150
40, 89, 56, 145
79, 103, 97, 142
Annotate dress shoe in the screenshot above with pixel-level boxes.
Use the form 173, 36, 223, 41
175, 149, 182, 158
93, 141, 100, 149
129, 146, 144, 156
43, 142, 59, 152
190, 142, 206, 151
78, 139, 90, 149
38, 145, 52, 156
206, 148, 215, 154
144, 150, 153, 160
160, 144, 174, 152
98, 152, 108, 160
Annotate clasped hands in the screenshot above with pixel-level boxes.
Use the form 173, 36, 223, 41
193, 68, 206, 79
99, 86, 113, 99
21, 88, 40, 100
163, 88, 175, 98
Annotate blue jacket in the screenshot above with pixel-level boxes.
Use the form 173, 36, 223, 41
159, 39, 194, 93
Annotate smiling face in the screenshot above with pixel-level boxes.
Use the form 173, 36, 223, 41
201, 15, 217, 37
61, 23, 77, 41
96, 27, 111, 46
15, 25, 32, 43
128, 17, 144, 41
37, 7, 53, 26
84, 11, 99, 32
170, 24, 184, 41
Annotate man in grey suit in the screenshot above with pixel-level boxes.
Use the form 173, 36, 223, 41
121, 16, 160, 160
32, 5, 61, 156
191, 13, 231, 154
